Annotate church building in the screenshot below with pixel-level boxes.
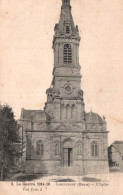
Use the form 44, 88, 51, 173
19, 0, 109, 175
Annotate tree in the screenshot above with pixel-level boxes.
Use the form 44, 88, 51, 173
0, 104, 23, 181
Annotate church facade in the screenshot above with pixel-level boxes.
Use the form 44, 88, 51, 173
19, 0, 109, 175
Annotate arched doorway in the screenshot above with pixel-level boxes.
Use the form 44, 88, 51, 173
62, 139, 74, 167
63, 148, 73, 167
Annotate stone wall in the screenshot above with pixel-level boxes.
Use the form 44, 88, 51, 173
24, 130, 109, 175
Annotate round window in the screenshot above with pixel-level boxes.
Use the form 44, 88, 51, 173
65, 86, 71, 92
64, 84, 73, 94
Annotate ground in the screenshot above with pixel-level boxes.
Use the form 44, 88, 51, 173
3, 171, 123, 195
8, 169, 123, 183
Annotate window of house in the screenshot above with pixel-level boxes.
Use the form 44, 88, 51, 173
91, 141, 98, 157
64, 44, 72, 63
36, 140, 43, 156
66, 26, 70, 34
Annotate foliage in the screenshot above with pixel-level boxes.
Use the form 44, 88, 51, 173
0, 104, 23, 180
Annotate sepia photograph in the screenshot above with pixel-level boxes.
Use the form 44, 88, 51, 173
0, 0, 123, 194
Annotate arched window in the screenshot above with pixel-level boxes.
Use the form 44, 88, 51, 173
36, 140, 43, 156
64, 44, 72, 63
66, 104, 70, 119
77, 144, 82, 154
61, 104, 64, 120
71, 104, 76, 119
91, 141, 98, 156
66, 26, 70, 34
26, 137, 31, 159
55, 144, 60, 155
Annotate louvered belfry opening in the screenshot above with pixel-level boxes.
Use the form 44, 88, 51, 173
64, 44, 72, 63
66, 26, 70, 34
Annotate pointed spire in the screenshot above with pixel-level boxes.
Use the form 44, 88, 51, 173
53, 0, 80, 47
57, 0, 76, 36
62, 0, 71, 7
60, 0, 73, 27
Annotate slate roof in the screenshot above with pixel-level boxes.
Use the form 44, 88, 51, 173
111, 141, 123, 155
20, 108, 51, 122
85, 111, 104, 124
20, 108, 38, 119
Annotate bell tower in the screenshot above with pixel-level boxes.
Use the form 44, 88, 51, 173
44, 0, 85, 123
20, 0, 109, 176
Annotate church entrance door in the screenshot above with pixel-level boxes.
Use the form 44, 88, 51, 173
63, 148, 73, 167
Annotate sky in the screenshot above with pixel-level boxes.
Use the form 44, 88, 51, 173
0, 0, 123, 145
